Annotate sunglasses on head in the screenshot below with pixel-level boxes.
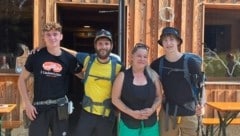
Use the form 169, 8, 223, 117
131, 43, 149, 54
134, 43, 149, 51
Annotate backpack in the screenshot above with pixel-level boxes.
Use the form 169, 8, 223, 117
83, 54, 119, 84
159, 53, 205, 131
159, 53, 203, 101
81, 54, 120, 117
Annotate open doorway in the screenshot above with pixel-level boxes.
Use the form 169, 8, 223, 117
56, 3, 119, 133
57, 3, 119, 53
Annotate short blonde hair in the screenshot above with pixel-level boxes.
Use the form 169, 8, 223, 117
42, 22, 62, 33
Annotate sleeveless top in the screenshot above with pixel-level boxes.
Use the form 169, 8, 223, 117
120, 67, 157, 129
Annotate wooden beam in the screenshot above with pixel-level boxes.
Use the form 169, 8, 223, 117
133, 0, 145, 43
56, 2, 119, 7
33, 0, 39, 48
149, 0, 160, 60
126, 0, 135, 66
192, 0, 204, 55
173, 0, 182, 30
169, 0, 175, 27
204, 3, 240, 9
145, 0, 151, 60
157, 0, 168, 57
181, 0, 187, 52
181, 0, 194, 52
46, 0, 55, 22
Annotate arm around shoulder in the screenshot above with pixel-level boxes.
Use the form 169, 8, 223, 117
61, 47, 77, 57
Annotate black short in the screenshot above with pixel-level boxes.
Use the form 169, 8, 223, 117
29, 108, 68, 136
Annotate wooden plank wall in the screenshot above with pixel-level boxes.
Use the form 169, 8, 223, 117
126, 0, 160, 65
32, 0, 240, 118
0, 75, 20, 121
33, 0, 240, 64
33, 0, 204, 64
205, 83, 240, 117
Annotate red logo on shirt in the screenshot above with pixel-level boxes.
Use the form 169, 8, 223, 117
42, 62, 62, 72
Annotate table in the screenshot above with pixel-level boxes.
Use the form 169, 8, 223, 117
206, 102, 240, 136
0, 104, 16, 136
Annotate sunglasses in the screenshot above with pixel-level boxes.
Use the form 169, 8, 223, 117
132, 43, 149, 54
134, 43, 149, 50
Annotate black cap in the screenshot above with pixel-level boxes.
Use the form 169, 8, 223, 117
157, 27, 183, 46
94, 29, 112, 43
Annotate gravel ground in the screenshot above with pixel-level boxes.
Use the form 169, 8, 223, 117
225, 126, 240, 136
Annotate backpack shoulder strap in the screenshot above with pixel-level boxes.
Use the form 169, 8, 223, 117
183, 53, 191, 85
83, 54, 96, 83
110, 56, 117, 84
84, 55, 118, 84
159, 55, 165, 81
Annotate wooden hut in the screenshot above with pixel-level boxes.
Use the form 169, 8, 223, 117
31, 0, 240, 117
1, 0, 240, 126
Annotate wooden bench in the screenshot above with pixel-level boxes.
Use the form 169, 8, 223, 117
202, 117, 240, 136
2, 121, 22, 136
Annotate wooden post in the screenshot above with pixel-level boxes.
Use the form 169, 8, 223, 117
133, 0, 145, 43
46, 0, 55, 22
33, 0, 40, 48
181, 0, 194, 52
126, 0, 135, 66
192, 0, 204, 55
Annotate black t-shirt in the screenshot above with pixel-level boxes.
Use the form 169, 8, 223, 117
25, 48, 78, 102
150, 54, 201, 116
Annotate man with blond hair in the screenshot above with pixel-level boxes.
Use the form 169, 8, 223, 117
18, 22, 80, 136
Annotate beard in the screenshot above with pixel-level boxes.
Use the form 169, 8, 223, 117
95, 49, 111, 59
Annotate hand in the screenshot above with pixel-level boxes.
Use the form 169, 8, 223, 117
129, 110, 148, 120
140, 108, 154, 118
29, 46, 44, 54
195, 104, 205, 116
25, 103, 38, 121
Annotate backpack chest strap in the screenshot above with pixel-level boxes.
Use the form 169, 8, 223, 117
82, 95, 112, 116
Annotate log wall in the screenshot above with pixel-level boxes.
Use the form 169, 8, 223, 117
32, 0, 240, 118
0, 74, 20, 121
205, 82, 240, 117
33, 0, 206, 65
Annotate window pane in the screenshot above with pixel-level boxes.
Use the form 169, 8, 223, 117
204, 8, 240, 81
0, 0, 33, 70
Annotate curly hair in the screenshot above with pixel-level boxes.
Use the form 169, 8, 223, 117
42, 22, 62, 33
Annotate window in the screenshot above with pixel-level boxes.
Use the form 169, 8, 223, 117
204, 8, 240, 81
0, 0, 33, 71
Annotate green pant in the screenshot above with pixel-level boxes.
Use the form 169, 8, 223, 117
118, 119, 160, 136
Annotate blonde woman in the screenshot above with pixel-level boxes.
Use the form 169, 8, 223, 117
112, 43, 163, 136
